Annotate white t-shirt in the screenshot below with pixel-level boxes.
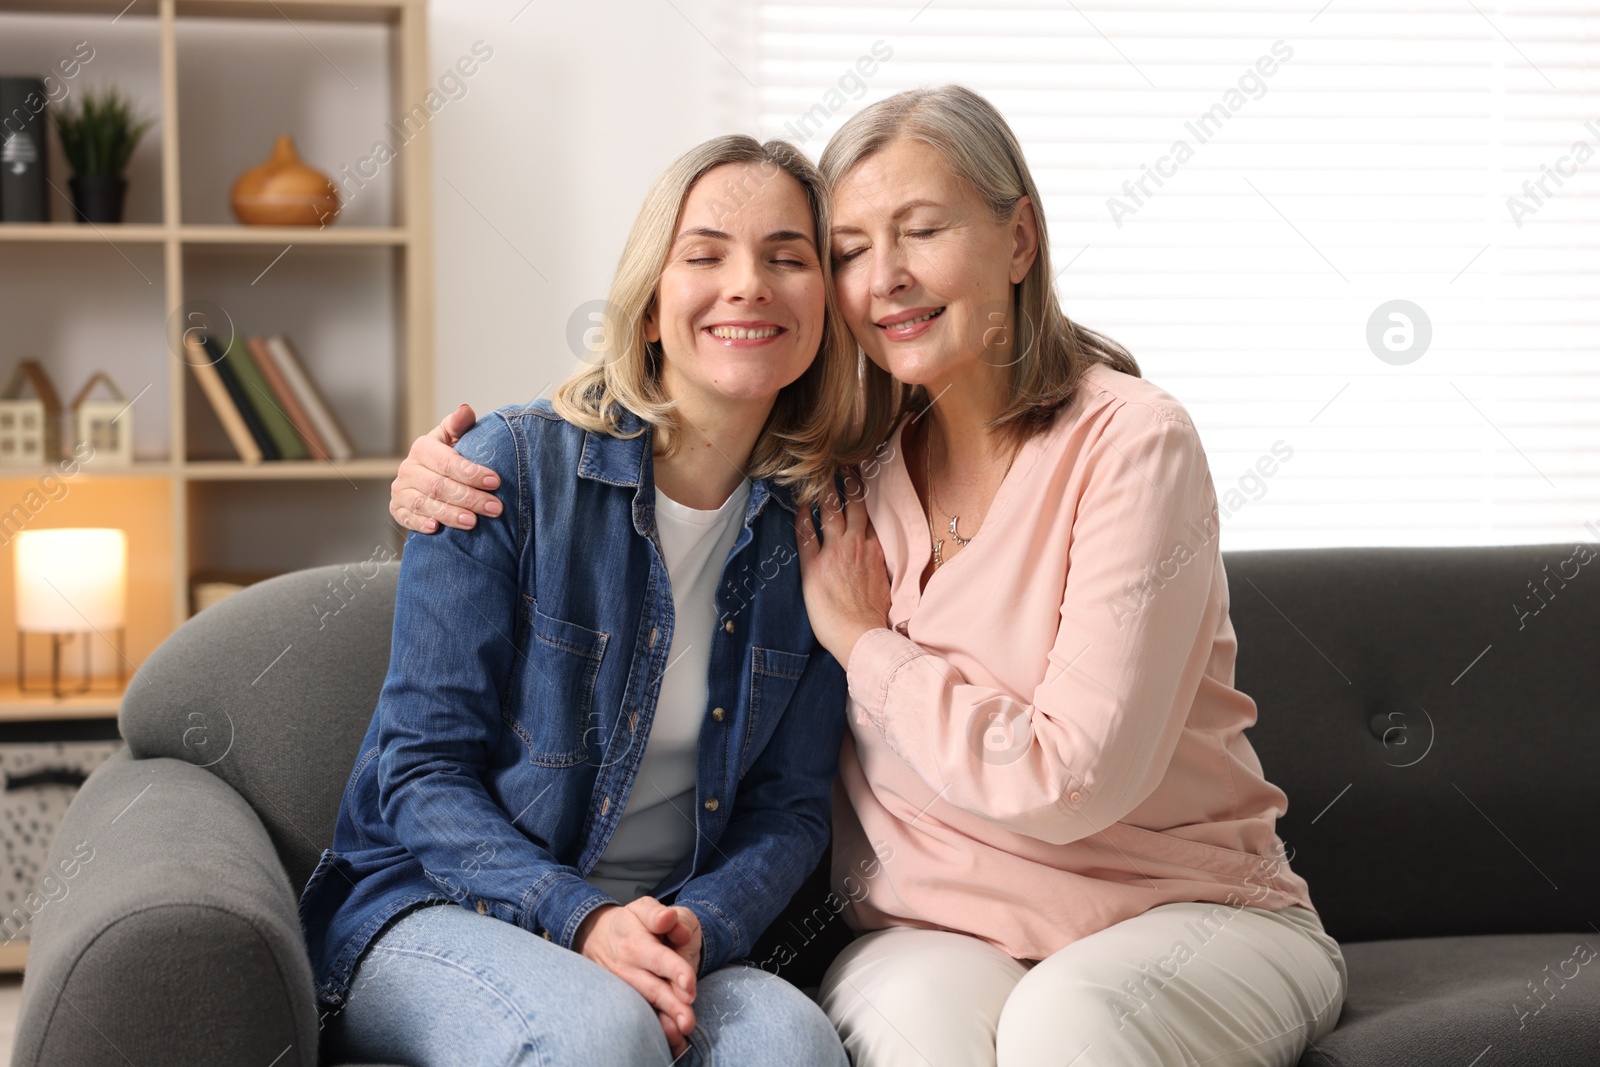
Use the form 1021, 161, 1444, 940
583, 476, 752, 903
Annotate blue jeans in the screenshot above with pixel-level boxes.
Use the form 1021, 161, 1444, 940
323, 902, 848, 1067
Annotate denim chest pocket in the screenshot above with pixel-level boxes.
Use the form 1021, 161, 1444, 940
507, 595, 609, 768
741, 647, 810, 773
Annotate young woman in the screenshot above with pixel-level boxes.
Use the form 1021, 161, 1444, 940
390, 87, 1349, 1067
299, 135, 859, 1067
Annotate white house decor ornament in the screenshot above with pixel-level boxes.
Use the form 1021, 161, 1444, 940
70, 372, 132, 466
0, 361, 63, 465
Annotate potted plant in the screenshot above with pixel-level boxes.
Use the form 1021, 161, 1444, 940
52, 88, 154, 224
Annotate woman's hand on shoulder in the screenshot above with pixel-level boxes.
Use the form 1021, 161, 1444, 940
794, 477, 892, 667
573, 899, 699, 1056
389, 403, 503, 533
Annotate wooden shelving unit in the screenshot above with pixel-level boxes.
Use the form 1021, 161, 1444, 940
0, 683, 123, 721
0, 0, 434, 968
0, 223, 408, 244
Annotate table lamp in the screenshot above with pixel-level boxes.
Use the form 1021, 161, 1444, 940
14, 528, 127, 696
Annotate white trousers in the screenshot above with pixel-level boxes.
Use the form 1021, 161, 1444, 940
817, 903, 1347, 1067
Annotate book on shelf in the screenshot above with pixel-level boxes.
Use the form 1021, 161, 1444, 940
0, 77, 50, 223
247, 336, 331, 460
201, 334, 279, 460
185, 334, 265, 462
264, 335, 355, 462
225, 336, 307, 460
184, 332, 354, 463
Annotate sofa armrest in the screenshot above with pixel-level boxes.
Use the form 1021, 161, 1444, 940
13, 748, 322, 1067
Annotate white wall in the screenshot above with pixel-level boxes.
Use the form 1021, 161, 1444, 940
427, 0, 755, 420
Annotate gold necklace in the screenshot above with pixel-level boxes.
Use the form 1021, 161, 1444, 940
925, 419, 1015, 569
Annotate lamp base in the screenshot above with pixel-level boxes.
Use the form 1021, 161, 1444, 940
16, 630, 126, 698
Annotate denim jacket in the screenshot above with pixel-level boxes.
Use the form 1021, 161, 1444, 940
297, 399, 847, 1014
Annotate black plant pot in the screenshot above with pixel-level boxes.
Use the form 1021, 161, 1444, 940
68, 176, 128, 224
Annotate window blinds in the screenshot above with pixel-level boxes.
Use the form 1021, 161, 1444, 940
751, 1, 1600, 549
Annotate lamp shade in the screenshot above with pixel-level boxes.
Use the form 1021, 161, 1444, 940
15, 528, 127, 633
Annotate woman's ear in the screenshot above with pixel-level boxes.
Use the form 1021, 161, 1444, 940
643, 301, 661, 344
1009, 195, 1040, 285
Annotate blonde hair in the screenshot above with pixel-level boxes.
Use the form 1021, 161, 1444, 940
819, 85, 1141, 452
553, 135, 860, 506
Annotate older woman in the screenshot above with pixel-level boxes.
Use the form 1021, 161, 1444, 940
302, 135, 858, 1067
390, 86, 1347, 1067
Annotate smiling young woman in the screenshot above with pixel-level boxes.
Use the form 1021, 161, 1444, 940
302, 135, 856, 1067
387, 87, 1348, 1067
546, 140, 865, 512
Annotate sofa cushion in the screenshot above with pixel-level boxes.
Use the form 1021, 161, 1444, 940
1301, 933, 1600, 1066
1226, 545, 1600, 944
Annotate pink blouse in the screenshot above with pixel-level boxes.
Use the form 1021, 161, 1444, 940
832, 362, 1316, 961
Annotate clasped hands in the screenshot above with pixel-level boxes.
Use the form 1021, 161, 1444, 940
574, 896, 703, 1057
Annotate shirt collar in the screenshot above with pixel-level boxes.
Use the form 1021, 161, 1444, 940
575, 406, 798, 521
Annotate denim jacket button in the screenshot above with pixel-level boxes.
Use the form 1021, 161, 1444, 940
542, 930, 552, 940
601, 795, 611, 815
649, 627, 659, 647
722, 620, 735, 634
475, 899, 488, 915
703, 797, 719, 812
711, 707, 725, 722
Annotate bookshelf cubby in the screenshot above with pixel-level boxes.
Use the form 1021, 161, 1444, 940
0, 0, 433, 970
0, 0, 432, 970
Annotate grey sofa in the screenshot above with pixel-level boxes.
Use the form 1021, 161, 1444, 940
12, 545, 1599, 1066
